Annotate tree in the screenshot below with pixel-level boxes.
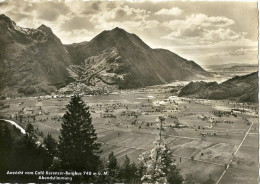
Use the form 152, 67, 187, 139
104, 152, 120, 183
13, 124, 52, 171
58, 95, 102, 172
137, 161, 145, 182
119, 155, 136, 183
140, 115, 183, 184
130, 162, 138, 183
43, 133, 57, 156
107, 152, 118, 176
140, 138, 183, 184
0, 124, 13, 173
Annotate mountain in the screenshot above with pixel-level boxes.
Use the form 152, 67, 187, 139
203, 63, 258, 77
178, 72, 258, 102
204, 63, 258, 71
65, 27, 210, 89
0, 15, 209, 95
0, 14, 71, 95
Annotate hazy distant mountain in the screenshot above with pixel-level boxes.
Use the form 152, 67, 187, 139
0, 14, 71, 95
65, 27, 210, 89
0, 14, 209, 95
178, 72, 258, 102
204, 63, 258, 73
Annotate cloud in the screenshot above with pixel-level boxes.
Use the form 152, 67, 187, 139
6, 12, 32, 21
36, 1, 70, 21
92, 19, 160, 32
202, 28, 245, 42
186, 14, 234, 27
163, 27, 251, 47
2, 1, 71, 23
233, 47, 258, 57
161, 13, 244, 46
164, 14, 234, 32
166, 27, 206, 39
91, 4, 150, 23
91, 2, 100, 11
60, 16, 94, 31
89, 4, 155, 31
155, 7, 183, 16
58, 29, 94, 44
0, 1, 8, 7
79, 1, 102, 15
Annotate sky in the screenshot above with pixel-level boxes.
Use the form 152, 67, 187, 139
0, 0, 258, 66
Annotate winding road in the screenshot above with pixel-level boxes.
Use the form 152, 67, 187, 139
0, 119, 26, 134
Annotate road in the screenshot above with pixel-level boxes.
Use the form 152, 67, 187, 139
0, 119, 26, 134
215, 120, 254, 184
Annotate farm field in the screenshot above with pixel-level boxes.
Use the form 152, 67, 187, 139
0, 86, 258, 184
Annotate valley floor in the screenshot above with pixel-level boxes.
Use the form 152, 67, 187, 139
0, 85, 258, 184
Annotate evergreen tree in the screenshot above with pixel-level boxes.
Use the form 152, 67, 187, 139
137, 161, 145, 183
120, 155, 135, 183
139, 138, 183, 184
0, 124, 13, 173
26, 123, 36, 137
103, 152, 120, 183
130, 162, 138, 183
43, 133, 57, 156
90, 159, 108, 183
107, 152, 118, 176
0, 123, 53, 182
58, 95, 102, 172
14, 124, 52, 171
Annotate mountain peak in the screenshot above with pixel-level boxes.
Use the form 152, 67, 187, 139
112, 27, 126, 32
37, 24, 53, 34
0, 14, 16, 27
0, 14, 12, 22
108, 27, 129, 37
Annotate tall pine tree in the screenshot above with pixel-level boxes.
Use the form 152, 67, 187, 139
107, 152, 118, 176
58, 95, 101, 171
104, 152, 120, 183
43, 133, 57, 157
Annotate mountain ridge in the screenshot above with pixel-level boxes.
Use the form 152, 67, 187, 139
0, 14, 209, 95
178, 72, 258, 102
65, 26, 210, 89
0, 14, 71, 95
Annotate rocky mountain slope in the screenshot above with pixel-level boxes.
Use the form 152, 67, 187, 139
0, 14, 71, 95
65, 27, 210, 89
0, 14, 209, 95
178, 72, 258, 102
